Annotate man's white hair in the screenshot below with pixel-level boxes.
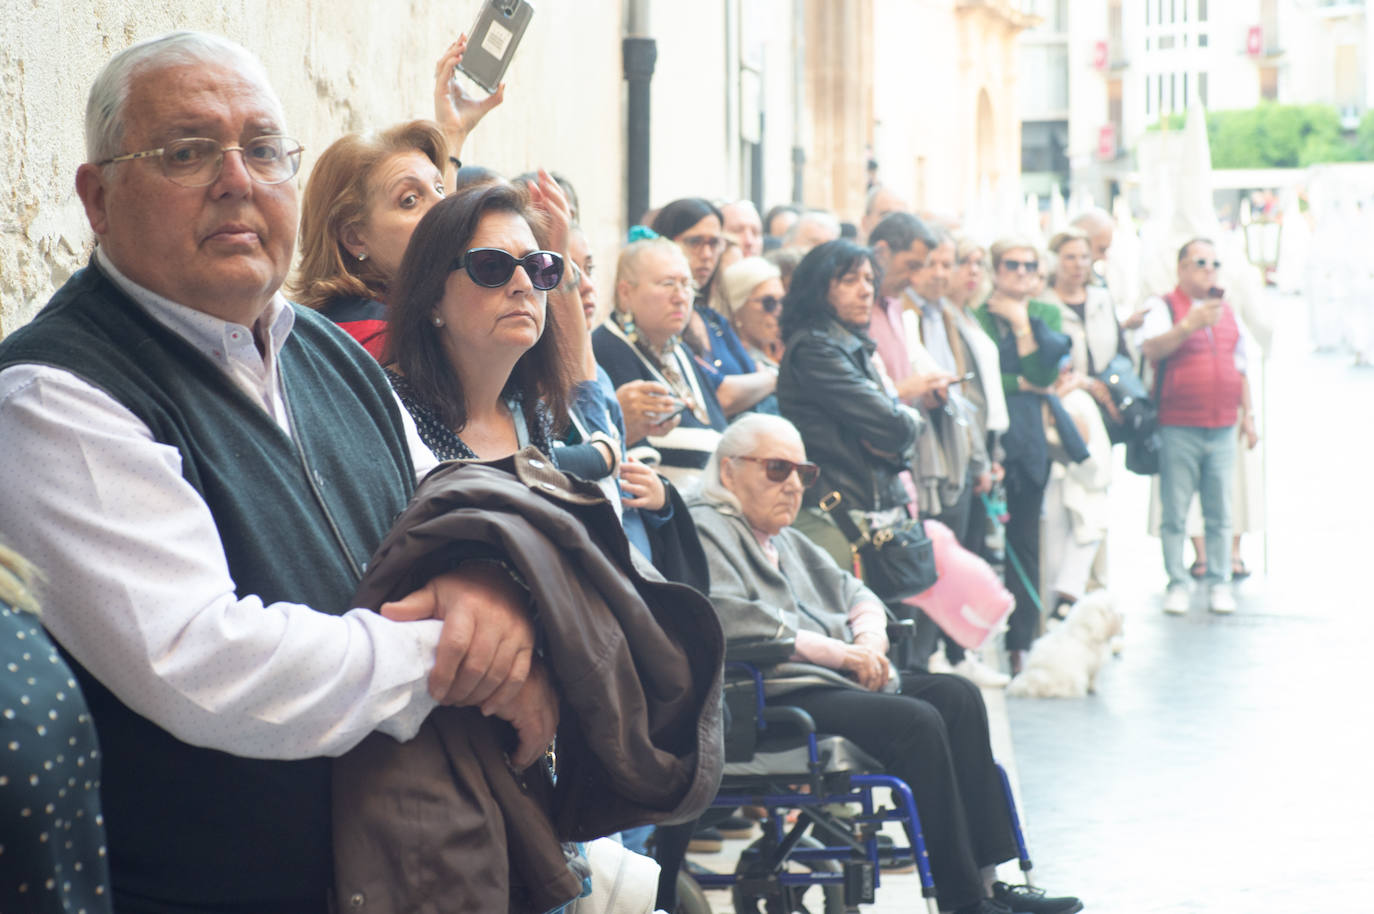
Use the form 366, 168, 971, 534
782, 210, 841, 247
86, 31, 284, 165
696, 413, 805, 510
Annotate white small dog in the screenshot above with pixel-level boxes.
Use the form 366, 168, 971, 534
1006, 591, 1123, 698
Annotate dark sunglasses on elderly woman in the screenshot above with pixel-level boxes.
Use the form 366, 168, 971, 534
451, 248, 565, 291
734, 456, 821, 488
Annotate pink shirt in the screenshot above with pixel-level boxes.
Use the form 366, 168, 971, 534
868, 296, 912, 391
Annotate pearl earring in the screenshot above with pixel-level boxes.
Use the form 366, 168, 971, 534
432, 315, 445, 328
357, 252, 367, 262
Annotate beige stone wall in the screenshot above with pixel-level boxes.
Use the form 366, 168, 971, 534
0, 1, 1028, 335
0, 0, 625, 333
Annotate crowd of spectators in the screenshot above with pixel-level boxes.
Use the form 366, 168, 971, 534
0, 25, 1264, 914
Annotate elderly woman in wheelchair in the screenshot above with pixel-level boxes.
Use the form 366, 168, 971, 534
687, 414, 1081, 914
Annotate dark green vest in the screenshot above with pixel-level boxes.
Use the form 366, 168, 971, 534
0, 263, 414, 911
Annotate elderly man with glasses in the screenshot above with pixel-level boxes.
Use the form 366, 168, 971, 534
0, 32, 551, 913
1140, 238, 1255, 616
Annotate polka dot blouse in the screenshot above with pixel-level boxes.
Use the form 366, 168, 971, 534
0, 600, 112, 913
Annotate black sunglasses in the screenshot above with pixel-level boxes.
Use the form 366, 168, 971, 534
753, 295, 782, 313
734, 456, 821, 488
451, 248, 564, 291
1000, 258, 1039, 273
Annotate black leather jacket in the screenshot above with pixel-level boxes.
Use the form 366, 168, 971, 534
777, 320, 920, 512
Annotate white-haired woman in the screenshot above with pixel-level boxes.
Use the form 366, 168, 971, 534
687, 415, 1082, 914
592, 237, 728, 484
719, 255, 786, 371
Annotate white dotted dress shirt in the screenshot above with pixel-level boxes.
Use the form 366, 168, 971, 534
0, 249, 444, 760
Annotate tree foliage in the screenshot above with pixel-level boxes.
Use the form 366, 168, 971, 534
1147, 103, 1368, 168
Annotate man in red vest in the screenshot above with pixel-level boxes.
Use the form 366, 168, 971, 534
1140, 238, 1255, 616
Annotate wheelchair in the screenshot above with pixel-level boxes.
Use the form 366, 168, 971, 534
680, 625, 1035, 914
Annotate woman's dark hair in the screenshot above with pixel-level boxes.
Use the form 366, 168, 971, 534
779, 239, 875, 340
651, 197, 723, 241
385, 184, 571, 435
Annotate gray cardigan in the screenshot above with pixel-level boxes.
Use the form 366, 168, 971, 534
688, 496, 888, 695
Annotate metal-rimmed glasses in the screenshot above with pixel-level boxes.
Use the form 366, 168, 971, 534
96, 135, 303, 187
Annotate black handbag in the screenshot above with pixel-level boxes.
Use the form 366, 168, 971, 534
819, 491, 937, 602
1094, 353, 1157, 446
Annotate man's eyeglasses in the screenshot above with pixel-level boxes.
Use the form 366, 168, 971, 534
680, 234, 725, 254
96, 136, 303, 187
750, 295, 782, 313
733, 456, 821, 488
1000, 259, 1039, 274
451, 248, 565, 291
1191, 257, 1222, 270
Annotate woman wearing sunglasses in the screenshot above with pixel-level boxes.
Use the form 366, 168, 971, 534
383, 182, 574, 462
720, 256, 786, 371
973, 238, 1085, 675
688, 415, 1083, 914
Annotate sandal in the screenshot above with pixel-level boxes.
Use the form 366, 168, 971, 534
1189, 560, 1207, 580
1231, 561, 1251, 581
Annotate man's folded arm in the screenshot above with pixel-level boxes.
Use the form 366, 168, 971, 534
0, 364, 444, 759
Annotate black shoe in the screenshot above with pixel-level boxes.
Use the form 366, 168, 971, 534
716, 814, 755, 839
686, 826, 723, 853
873, 834, 915, 873
992, 881, 1084, 914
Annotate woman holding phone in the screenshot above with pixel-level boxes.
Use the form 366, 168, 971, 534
592, 237, 728, 484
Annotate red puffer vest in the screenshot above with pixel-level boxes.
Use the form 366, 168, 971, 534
1156, 286, 1243, 428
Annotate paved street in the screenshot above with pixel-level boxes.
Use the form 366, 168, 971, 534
1008, 293, 1374, 914
692, 291, 1374, 912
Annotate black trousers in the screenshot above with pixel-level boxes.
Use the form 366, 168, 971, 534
780, 672, 1018, 910
1003, 472, 1047, 653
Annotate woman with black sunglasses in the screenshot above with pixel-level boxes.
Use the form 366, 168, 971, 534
972, 238, 1087, 675
720, 256, 786, 372
383, 181, 575, 462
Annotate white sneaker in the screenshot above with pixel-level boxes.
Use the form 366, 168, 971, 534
953, 654, 1011, 688
927, 650, 955, 674
1162, 584, 1191, 615
1208, 585, 1237, 614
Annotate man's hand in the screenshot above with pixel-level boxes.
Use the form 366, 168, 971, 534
380, 564, 535, 708
1121, 306, 1150, 331
434, 35, 505, 150
1242, 416, 1259, 450
973, 470, 994, 495
619, 458, 667, 510
839, 641, 890, 692
617, 380, 681, 442
481, 660, 559, 770
1186, 298, 1224, 332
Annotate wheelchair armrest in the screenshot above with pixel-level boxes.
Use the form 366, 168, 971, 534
725, 637, 797, 665
886, 618, 915, 646
759, 704, 817, 736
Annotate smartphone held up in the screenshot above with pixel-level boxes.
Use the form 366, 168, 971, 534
456, 0, 534, 94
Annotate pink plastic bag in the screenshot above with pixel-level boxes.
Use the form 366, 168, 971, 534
901, 520, 1014, 650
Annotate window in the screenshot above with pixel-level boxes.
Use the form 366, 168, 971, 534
1198, 72, 1209, 107
1159, 34, 1175, 49
1198, 32, 1209, 47
1198, 0, 1208, 22
1145, 75, 1153, 116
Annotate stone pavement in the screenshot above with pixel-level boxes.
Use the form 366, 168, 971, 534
689, 292, 1374, 912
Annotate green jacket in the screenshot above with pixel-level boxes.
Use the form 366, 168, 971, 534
973, 299, 1064, 395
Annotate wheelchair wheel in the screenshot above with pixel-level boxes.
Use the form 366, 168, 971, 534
730, 834, 845, 914
675, 869, 713, 914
